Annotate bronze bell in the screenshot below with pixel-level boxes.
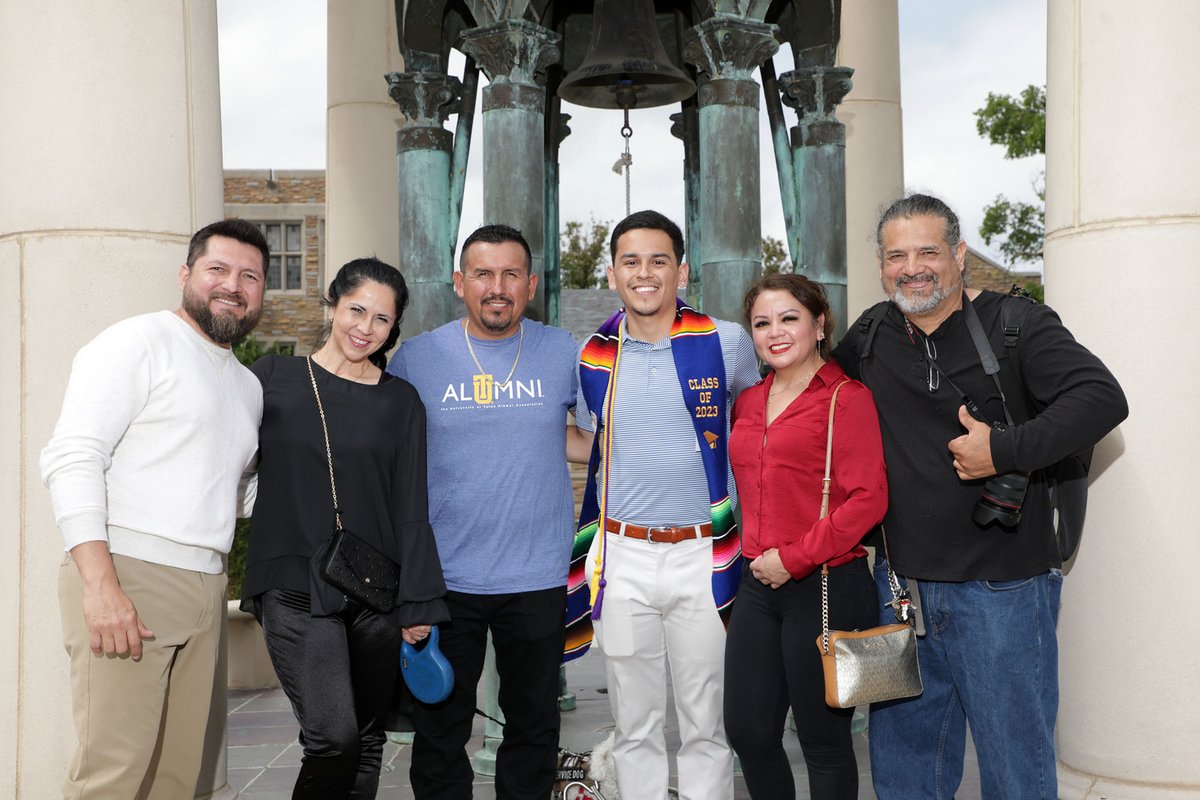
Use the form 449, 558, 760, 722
558, 0, 695, 109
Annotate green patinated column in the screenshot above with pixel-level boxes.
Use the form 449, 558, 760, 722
670, 103, 703, 310
780, 66, 854, 339
545, 103, 571, 328
683, 17, 778, 321
386, 69, 463, 337
460, 20, 560, 322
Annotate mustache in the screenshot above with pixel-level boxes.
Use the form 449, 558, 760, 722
481, 294, 513, 306
210, 290, 247, 308
896, 273, 938, 286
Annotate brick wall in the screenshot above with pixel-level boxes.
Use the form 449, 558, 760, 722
966, 249, 1042, 294
225, 171, 326, 354
225, 171, 325, 205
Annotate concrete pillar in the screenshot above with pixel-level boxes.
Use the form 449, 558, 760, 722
837, 0, 904, 323
386, 69, 462, 337
0, 1, 226, 796
780, 66, 854, 339
683, 17, 779, 321
1045, 2, 1200, 797
327, 0, 404, 271
460, 20, 560, 322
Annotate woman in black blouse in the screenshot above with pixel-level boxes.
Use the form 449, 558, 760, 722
242, 257, 448, 798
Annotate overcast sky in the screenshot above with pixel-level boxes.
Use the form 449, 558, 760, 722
216, 0, 1046, 268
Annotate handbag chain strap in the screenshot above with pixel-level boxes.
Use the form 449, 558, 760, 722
818, 380, 848, 656
306, 357, 343, 531
817, 381, 909, 655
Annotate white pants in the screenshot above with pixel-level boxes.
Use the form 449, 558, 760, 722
593, 533, 733, 800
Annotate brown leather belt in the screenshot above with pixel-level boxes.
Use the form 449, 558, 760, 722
605, 517, 713, 544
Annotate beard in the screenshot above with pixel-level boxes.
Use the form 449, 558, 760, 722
182, 284, 261, 345
478, 295, 516, 333
887, 273, 960, 315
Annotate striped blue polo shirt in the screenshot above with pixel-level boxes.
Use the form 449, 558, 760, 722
576, 317, 760, 527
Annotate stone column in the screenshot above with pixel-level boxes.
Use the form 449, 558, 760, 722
837, 0, 904, 323
386, 69, 462, 338
0, 1, 226, 795
1045, 2, 1200, 798
779, 66, 854, 339
460, 20, 559, 321
683, 18, 779, 321
327, 0, 404, 271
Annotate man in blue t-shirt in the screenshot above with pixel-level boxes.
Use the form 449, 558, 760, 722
388, 224, 591, 799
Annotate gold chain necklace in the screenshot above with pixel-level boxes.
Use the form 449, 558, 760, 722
463, 319, 523, 391
768, 360, 824, 399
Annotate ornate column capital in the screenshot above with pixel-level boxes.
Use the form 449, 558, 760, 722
385, 71, 463, 126
683, 16, 779, 81
778, 66, 854, 122
458, 19, 560, 86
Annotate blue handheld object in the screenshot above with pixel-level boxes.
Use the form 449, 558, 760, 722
401, 625, 454, 704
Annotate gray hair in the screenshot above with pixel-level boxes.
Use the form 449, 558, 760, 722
875, 194, 962, 254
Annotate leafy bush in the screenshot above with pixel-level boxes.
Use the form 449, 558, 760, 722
227, 336, 290, 600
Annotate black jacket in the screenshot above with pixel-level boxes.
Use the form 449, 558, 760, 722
835, 291, 1127, 581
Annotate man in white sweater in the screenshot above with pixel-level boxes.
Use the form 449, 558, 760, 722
40, 219, 269, 799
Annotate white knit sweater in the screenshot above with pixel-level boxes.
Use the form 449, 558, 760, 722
40, 311, 262, 574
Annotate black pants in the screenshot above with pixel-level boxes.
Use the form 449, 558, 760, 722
411, 587, 566, 800
724, 558, 876, 800
257, 589, 403, 799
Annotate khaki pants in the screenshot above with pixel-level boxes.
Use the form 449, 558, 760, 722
59, 553, 226, 800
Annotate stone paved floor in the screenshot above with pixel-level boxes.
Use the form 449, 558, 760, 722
226, 650, 981, 799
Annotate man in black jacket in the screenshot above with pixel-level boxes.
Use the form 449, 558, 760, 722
835, 194, 1127, 799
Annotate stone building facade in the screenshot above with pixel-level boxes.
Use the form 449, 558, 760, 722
224, 169, 326, 354
965, 247, 1042, 295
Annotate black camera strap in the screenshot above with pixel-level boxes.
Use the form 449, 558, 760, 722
907, 293, 1016, 428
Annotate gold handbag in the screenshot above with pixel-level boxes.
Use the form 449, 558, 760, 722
813, 382, 923, 709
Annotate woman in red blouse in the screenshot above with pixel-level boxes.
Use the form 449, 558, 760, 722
725, 274, 888, 799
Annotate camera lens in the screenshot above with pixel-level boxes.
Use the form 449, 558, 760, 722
973, 471, 1029, 529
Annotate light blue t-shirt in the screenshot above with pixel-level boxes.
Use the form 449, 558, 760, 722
388, 319, 579, 594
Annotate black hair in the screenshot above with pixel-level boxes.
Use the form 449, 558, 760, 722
322, 257, 409, 370
609, 210, 685, 263
742, 273, 835, 359
459, 224, 532, 272
875, 193, 962, 253
187, 219, 270, 273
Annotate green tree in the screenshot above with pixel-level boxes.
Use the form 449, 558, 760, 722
974, 85, 1045, 266
560, 218, 610, 289
761, 235, 790, 276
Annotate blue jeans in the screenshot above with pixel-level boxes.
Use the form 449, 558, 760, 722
868, 559, 1063, 800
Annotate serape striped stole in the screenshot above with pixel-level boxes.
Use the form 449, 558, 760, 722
564, 298, 741, 661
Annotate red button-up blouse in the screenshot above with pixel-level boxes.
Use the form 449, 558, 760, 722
729, 359, 888, 580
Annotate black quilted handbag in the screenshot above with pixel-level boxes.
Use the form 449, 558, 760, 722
319, 528, 400, 614
307, 357, 400, 614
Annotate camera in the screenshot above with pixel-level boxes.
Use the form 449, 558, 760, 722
973, 470, 1029, 529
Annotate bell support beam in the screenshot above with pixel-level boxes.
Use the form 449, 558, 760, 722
683, 17, 778, 322
386, 69, 463, 338
460, 19, 560, 321
670, 103, 703, 309
779, 65, 853, 339
544, 99, 571, 327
